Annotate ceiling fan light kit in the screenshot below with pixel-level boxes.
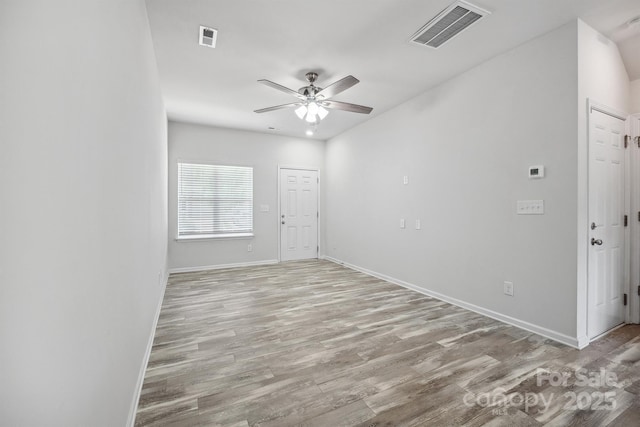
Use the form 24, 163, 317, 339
295, 102, 329, 123
255, 71, 373, 134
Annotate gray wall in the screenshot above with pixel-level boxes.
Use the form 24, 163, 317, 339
168, 122, 325, 271
324, 22, 580, 342
0, 1, 168, 425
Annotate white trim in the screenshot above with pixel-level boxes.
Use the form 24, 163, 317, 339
576, 335, 590, 349
176, 158, 255, 169
168, 259, 278, 274
175, 233, 254, 241
277, 164, 321, 171
624, 116, 632, 325
588, 100, 627, 121
631, 113, 640, 324
127, 270, 169, 427
323, 256, 582, 349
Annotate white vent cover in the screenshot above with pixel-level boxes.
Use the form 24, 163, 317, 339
199, 26, 218, 48
411, 1, 490, 49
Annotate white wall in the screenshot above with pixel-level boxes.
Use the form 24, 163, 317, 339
168, 122, 324, 271
631, 79, 640, 114
576, 20, 631, 345
325, 22, 580, 343
0, 1, 168, 426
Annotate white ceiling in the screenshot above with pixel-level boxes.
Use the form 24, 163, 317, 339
146, 0, 640, 141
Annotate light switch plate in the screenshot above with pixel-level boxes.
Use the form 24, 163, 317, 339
415, 219, 421, 230
260, 204, 270, 212
400, 219, 406, 229
517, 200, 544, 215
403, 175, 409, 185
504, 281, 514, 296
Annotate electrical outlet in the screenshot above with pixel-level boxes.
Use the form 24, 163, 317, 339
504, 281, 514, 296
247, 244, 253, 252
403, 175, 409, 185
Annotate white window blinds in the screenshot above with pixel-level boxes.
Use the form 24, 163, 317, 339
178, 163, 253, 238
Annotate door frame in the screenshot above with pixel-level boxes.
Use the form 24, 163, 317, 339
630, 113, 640, 324
585, 99, 632, 343
277, 165, 321, 262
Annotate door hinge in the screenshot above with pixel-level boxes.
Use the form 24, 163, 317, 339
636, 136, 640, 148
624, 135, 630, 148
317, 211, 319, 218
638, 211, 640, 222
624, 215, 628, 227
623, 293, 628, 306
637, 285, 640, 296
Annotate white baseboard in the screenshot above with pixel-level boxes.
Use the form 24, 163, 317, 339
576, 335, 590, 349
168, 259, 279, 274
127, 269, 169, 427
323, 256, 581, 349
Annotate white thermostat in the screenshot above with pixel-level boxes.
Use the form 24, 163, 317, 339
528, 165, 545, 179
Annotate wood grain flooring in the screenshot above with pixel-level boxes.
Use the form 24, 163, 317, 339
135, 260, 640, 426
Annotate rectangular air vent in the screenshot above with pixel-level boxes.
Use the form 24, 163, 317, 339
199, 26, 218, 48
410, 1, 490, 49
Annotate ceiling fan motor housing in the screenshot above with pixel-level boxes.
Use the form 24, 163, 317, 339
299, 72, 321, 98
298, 85, 321, 97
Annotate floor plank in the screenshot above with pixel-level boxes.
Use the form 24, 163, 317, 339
135, 260, 640, 426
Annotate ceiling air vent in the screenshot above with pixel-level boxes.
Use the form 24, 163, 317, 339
410, 1, 490, 49
199, 26, 218, 48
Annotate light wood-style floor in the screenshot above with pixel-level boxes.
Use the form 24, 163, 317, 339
135, 260, 640, 426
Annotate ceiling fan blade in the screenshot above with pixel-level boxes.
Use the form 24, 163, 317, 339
315, 75, 359, 100
322, 100, 373, 114
258, 79, 307, 100
254, 102, 302, 113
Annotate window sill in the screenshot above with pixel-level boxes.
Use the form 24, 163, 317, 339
175, 233, 254, 242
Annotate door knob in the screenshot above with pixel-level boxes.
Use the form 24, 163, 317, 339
281, 221, 285, 225
591, 222, 597, 230
591, 238, 603, 246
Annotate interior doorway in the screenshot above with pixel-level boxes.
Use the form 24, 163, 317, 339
587, 104, 628, 339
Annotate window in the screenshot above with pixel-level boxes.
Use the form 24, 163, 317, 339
177, 162, 253, 239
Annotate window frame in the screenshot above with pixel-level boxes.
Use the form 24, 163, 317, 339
175, 161, 254, 241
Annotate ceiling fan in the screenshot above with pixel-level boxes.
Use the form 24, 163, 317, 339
254, 72, 373, 124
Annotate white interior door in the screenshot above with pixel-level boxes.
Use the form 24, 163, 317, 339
588, 108, 626, 339
280, 168, 318, 261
